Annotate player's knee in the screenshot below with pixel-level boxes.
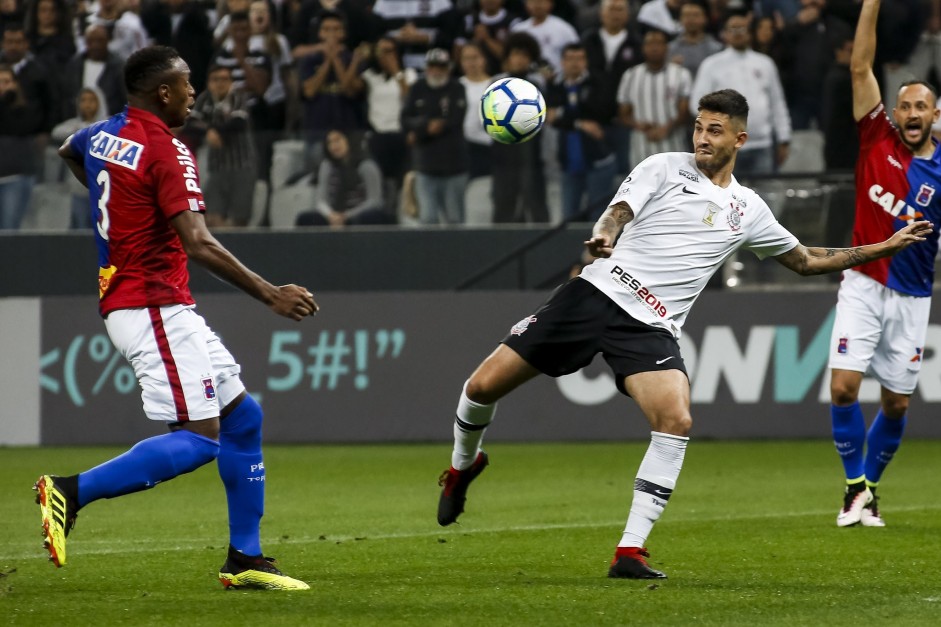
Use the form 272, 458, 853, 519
881, 395, 909, 419
830, 382, 859, 406
654, 413, 692, 437
464, 376, 501, 406
220, 394, 264, 441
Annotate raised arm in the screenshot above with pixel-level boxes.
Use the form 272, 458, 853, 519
584, 201, 634, 258
851, 0, 883, 121
773, 220, 933, 275
170, 210, 319, 320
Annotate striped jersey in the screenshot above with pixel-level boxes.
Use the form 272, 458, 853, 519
616, 62, 692, 166
67, 106, 205, 317
580, 152, 798, 337
853, 102, 941, 296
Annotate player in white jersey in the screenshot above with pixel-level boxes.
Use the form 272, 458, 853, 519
435, 89, 933, 579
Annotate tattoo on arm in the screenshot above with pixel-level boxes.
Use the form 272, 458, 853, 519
778, 245, 872, 275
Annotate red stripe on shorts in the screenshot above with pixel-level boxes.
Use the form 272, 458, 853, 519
149, 306, 190, 422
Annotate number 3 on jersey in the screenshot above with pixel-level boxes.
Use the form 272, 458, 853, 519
96, 169, 111, 241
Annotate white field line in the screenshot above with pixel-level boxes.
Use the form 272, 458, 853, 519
3, 504, 940, 562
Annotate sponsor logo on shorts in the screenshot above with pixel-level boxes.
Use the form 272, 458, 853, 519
837, 337, 848, 354
609, 265, 668, 318
911, 347, 923, 362
510, 315, 537, 335
201, 376, 216, 400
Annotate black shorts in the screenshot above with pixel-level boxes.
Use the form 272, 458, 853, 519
502, 278, 687, 395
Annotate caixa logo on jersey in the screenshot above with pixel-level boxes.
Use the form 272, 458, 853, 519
89, 131, 143, 170
868, 184, 925, 219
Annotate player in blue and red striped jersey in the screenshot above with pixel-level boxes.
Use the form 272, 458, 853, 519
33, 46, 318, 589
829, 0, 941, 528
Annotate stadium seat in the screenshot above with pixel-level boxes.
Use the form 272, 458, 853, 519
21, 183, 70, 231
464, 176, 493, 226
779, 129, 824, 174
270, 139, 307, 190
269, 172, 315, 228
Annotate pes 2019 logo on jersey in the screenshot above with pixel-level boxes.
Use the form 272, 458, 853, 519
89, 131, 144, 170
510, 315, 537, 335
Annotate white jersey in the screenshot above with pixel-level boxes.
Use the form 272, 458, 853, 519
580, 152, 798, 337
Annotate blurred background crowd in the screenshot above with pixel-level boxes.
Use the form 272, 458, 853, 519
1, 0, 939, 231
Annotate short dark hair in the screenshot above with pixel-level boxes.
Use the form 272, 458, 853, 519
504, 32, 541, 62
561, 42, 585, 57
899, 79, 939, 101
124, 45, 181, 96
698, 89, 749, 126
228, 10, 250, 24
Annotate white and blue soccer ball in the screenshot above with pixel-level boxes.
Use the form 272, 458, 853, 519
479, 77, 546, 144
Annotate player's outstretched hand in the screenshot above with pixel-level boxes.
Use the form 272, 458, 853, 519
584, 235, 614, 258
886, 220, 934, 252
271, 284, 319, 321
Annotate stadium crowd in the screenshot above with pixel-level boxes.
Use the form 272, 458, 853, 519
0, 0, 937, 229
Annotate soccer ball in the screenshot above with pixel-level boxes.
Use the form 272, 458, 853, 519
479, 77, 546, 144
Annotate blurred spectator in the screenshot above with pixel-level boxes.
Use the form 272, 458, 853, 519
692, 12, 791, 175
0, 63, 41, 230
546, 42, 616, 221
140, 0, 215, 95
296, 128, 392, 225
297, 10, 366, 175
1, 23, 59, 132
636, 0, 684, 37
511, 0, 579, 76
777, 0, 842, 130
61, 24, 126, 119
25, 0, 75, 70
454, 0, 522, 76
820, 26, 856, 170
289, 0, 378, 57
875, 0, 925, 98
83, 0, 148, 61
668, 1, 722, 78
212, 0, 250, 46
249, 0, 293, 185
458, 41, 493, 178
582, 0, 640, 174
750, 14, 784, 63
617, 29, 691, 166
400, 47, 468, 224
351, 36, 416, 213
51, 86, 108, 229
490, 31, 548, 223
755, 0, 800, 23
183, 65, 258, 227
906, 1, 941, 87
373, 0, 461, 71
0, 0, 24, 38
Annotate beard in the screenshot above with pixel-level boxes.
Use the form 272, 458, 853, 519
899, 121, 932, 152
695, 147, 732, 173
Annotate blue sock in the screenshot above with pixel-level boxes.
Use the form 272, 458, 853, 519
77, 430, 219, 507
831, 402, 866, 482
864, 410, 906, 484
218, 395, 265, 556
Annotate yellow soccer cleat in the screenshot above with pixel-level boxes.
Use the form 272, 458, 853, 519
33, 475, 79, 568
218, 547, 310, 590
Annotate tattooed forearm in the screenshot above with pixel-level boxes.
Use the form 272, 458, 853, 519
779, 244, 876, 276
593, 202, 634, 238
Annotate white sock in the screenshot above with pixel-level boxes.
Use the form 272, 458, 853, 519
451, 381, 497, 470
618, 431, 689, 548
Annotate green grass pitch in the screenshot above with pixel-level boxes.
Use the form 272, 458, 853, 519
1, 441, 940, 625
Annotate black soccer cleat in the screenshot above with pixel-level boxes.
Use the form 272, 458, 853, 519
608, 547, 667, 579
437, 451, 489, 526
